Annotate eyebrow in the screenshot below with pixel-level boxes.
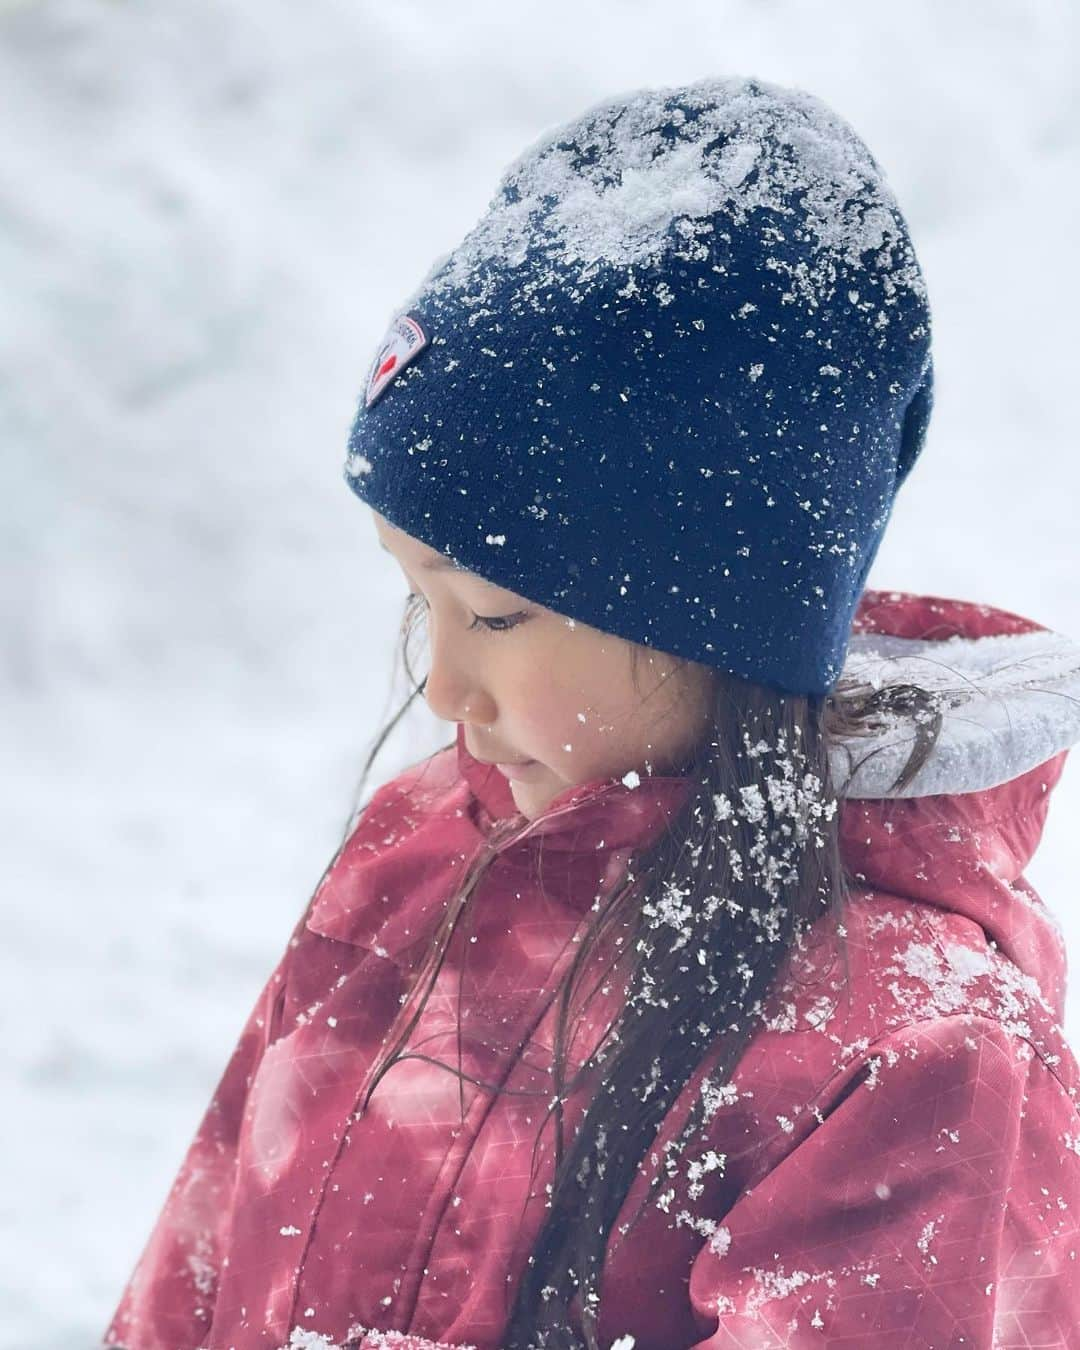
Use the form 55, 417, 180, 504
378, 539, 501, 587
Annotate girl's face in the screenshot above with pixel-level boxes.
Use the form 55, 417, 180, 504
373, 512, 716, 820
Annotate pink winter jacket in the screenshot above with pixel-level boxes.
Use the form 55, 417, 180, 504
104, 590, 1080, 1350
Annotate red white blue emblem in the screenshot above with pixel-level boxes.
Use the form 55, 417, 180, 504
365, 313, 430, 409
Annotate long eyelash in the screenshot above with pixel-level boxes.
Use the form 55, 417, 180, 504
405, 591, 526, 635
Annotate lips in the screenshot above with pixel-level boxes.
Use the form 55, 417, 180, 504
477, 756, 535, 769
469, 746, 530, 766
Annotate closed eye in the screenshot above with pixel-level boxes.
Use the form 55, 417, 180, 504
406, 591, 528, 635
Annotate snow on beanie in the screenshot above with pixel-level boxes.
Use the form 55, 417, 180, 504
343, 75, 934, 696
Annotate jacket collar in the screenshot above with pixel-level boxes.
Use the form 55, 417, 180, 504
305, 723, 694, 964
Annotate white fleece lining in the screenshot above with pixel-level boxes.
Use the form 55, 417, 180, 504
829, 627, 1080, 800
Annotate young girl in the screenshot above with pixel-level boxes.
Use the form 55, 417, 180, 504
104, 77, 1080, 1350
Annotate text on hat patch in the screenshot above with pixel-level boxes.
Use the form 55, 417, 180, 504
365, 313, 430, 409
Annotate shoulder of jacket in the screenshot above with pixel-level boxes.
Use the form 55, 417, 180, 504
750, 893, 1079, 1113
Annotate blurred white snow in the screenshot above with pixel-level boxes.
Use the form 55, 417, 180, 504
2, 1, 1077, 1344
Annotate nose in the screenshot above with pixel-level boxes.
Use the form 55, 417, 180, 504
421, 623, 497, 728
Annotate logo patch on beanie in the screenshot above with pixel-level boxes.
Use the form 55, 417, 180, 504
365, 313, 430, 409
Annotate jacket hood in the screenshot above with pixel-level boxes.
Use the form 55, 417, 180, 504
832, 591, 1080, 1023
312, 589, 1080, 1021
832, 590, 1080, 798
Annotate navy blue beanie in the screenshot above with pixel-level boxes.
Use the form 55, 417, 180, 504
343, 76, 933, 696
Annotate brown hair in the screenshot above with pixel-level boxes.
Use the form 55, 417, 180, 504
342, 593, 943, 1349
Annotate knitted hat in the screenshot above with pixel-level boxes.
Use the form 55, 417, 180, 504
343, 76, 933, 696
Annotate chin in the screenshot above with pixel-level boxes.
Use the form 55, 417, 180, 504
506, 776, 547, 816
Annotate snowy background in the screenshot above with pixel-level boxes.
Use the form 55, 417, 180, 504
3, 1, 1078, 1344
